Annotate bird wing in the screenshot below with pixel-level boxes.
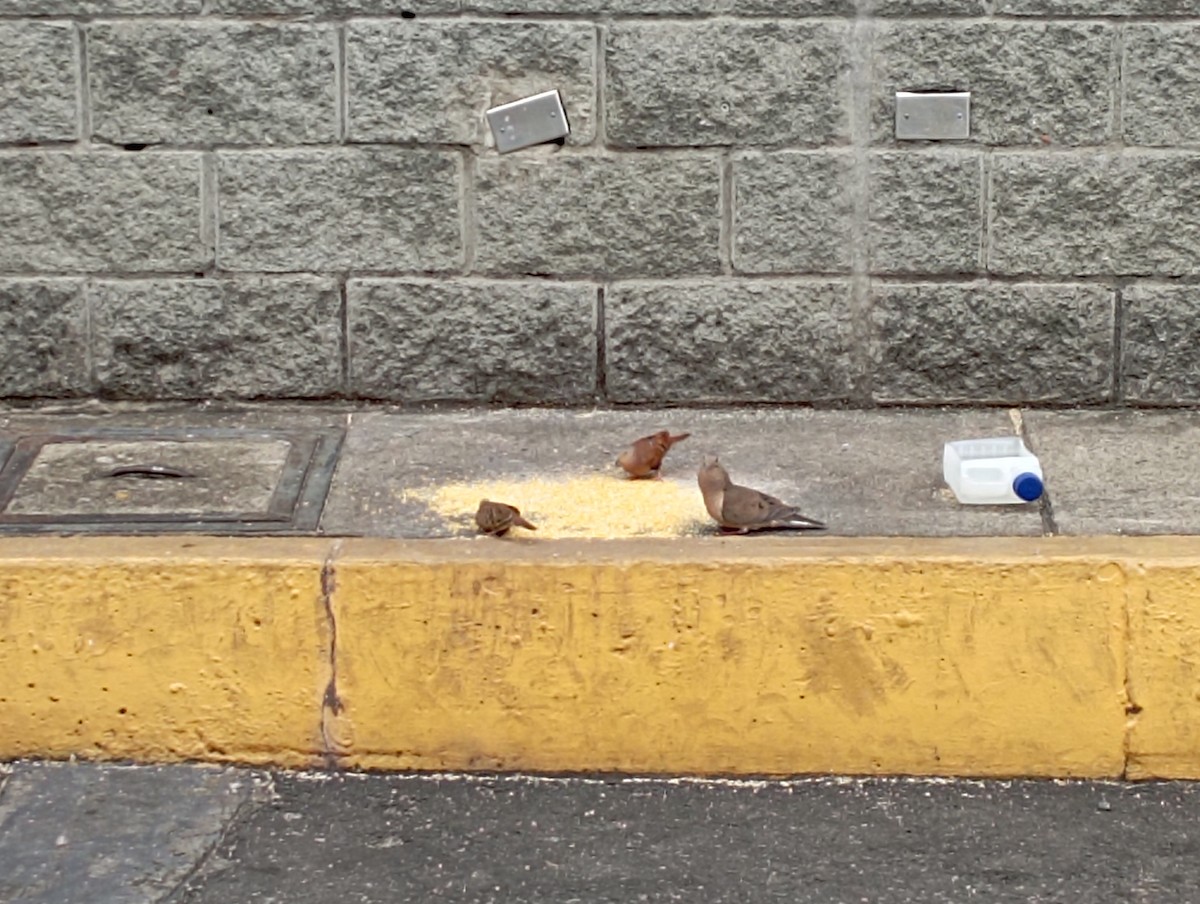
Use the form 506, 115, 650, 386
476, 502, 513, 534
724, 485, 825, 531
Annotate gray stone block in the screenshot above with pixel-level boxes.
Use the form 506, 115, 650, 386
210, 0, 455, 10
989, 153, 1200, 278
89, 22, 335, 146
873, 0, 985, 12
218, 149, 461, 272
606, 21, 849, 147
995, 0, 1198, 13
348, 20, 593, 147
868, 151, 982, 276
0, 279, 86, 398
0, 0, 198, 11
0, 151, 205, 273
871, 282, 1114, 404
606, 280, 857, 402
872, 22, 1112, 146
466, 0, 850, 10
0, 23, 77, 144
1123, 25, 1200, 146
348, 278, 595, 402
732, 152, 853, 274
1123, 284, 1200, 404
90, 277, 341, 399
475, 155, 719, 279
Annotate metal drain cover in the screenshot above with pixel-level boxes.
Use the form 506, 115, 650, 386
0, 427, 343, 534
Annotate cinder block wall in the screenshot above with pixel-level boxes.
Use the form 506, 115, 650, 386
1, 1, 1197, 406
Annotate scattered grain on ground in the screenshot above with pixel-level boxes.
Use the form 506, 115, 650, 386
409, 474, 711, 538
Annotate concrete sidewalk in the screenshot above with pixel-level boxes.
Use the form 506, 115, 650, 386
3, 402, 1198, 537
2, 760, 1200, 904
3, 403, 1200, 780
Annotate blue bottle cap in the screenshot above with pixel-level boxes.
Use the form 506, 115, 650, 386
1012, 472, 1043, 502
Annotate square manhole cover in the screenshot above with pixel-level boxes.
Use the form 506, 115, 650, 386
0, 427, 343, 534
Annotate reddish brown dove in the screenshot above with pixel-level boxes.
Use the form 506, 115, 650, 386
697, 456, 826, 534
475, 499, 537, 537
616, 430, 691, 479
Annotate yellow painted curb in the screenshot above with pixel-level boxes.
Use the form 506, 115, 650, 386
2, 535, 1200, 778
0, 537, 332, 767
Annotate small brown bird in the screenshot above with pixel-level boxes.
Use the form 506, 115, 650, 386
474, 499, 537, 537
697, 456, 826, 534
616, 430, 691, 479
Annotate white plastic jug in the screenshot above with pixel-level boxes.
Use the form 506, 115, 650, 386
943, 437, 1044, 505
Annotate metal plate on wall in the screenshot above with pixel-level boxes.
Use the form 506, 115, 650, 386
486, 89, 570, 153
895, 91, 971, 140
0, 426, 344, 534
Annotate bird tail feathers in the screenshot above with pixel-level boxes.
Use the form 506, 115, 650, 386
780, 512, 826, 530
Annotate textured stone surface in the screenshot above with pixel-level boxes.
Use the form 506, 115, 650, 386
871, 282, 1114, 404
0, 279, 86, 397
348, 278, 595, 402
0, 152, 205, 273
210, 0, 456, 10
474, 155, 719, 279
1123, 284, 1200, 404
1123, 25, 1200, 147
0, 763, 257, 904
874, 0, 985, 11
872, 22, 1112, 146
0, 23, 77, 144
606, 21, 849, 147
89, 23, 335, 146
990, 154, 1200, 278
0, 0, 198, 11
218, 150, 460, 272
995, 0, 1200, 13
466, 0, 851, 10
3, 7, 1200, 411
90, 278, 341, 399
347, 20, 593, 146
733, 151, 853, 274
868, 151, 982, 275
606, 280, 856, 402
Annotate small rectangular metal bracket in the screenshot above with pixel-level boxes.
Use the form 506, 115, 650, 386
895, 91, 971, 141
486, 89, 570, 153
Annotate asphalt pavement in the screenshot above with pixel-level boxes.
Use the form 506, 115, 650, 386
2, 761, 1199, 904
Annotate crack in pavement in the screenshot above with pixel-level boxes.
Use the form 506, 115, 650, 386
320, 539, 346, 770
